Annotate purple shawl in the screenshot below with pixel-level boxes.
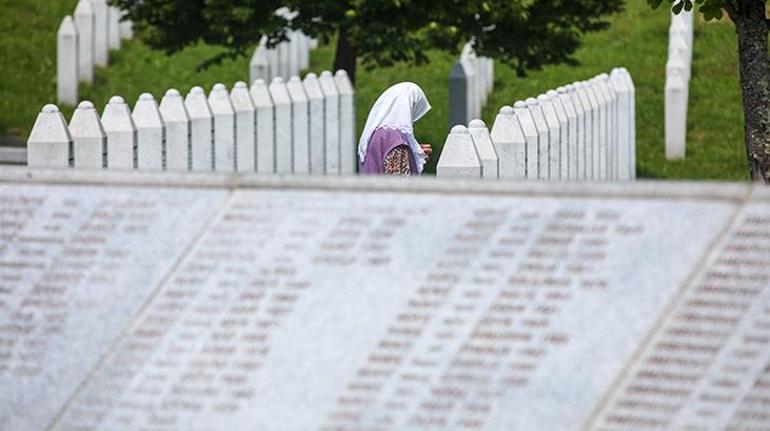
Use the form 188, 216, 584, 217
358, 127, 418, 175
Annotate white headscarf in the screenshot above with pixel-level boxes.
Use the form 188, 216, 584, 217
358, 82, 432, 173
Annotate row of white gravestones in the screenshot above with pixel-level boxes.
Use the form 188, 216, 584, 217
665, 10, 694, 160
58, 0, 134, 105
28, 70, 357, 175
448, 43, 495, 128
249, 32, 317, 85
438, 68, 636, 181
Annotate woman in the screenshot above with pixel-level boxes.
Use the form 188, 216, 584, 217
358, 82, 433, 176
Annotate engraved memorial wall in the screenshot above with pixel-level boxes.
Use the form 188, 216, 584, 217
0, 167, 768, 431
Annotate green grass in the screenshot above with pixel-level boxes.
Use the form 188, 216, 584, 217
0, 0, 747, 179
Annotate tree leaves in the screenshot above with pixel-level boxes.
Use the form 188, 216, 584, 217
109, 0, 623, 74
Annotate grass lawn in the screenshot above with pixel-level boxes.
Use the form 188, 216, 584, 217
0, 0, 747, 179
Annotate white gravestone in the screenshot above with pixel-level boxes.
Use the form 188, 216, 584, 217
250, 38, 271, 85
490, 105, 526, 179
514, 100, 539, 179
57, 16, 78, 106
208, 83, 236, 172
622, 68, 636, 179
537, 94, 562, 181
249, 79, 275, 173
436, 125, 482, 177
277, 40, 290, 79
73, 0, 94, 84
27, 104, 72, 167
460, 45, 478, 120
573, 82, 596, 180
133, 93, 165, 171
468, 119, 499, 179
101, 96, 136, 169
269, 77, 293, 173
598, 75, 619, 180
266, 45, 279, 81
319, 71, 340, 174
289, 31, 300, 77
69, 101, 106, 168
2, 170, 759, 431
299, 32, 310, 70
90, 0, 109, 66
303, 73, 326, 175
287, 76, 310, 174
555, 87, 579, 180
107, 6, 121, 50
568, 84, 588, 180
585, 80, 607, 180
610, 68, 634, 180
231, 81, 256, 173
592, 76, 614, 179
526, 98, 550, 180
547, 89, 570, 180
666, 56, 688, 160
335, 70, 356, 175
184, 86, 214, 171
598, 75, 618, 180
159, 89, 191, 171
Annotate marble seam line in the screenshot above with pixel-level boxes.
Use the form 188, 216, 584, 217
0, 167, 757, 204
44, 189, 237, 431
579, 191, 751, 431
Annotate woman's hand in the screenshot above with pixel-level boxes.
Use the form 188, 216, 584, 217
421, 144, 433, 159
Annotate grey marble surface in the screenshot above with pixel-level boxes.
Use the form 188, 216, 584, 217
0, 167, 766, 430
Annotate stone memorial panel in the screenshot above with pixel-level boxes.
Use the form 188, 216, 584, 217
0, 168, 767, 431
0, 181, 226, 430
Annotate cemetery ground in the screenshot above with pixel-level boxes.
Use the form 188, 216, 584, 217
0, 0, 749, 178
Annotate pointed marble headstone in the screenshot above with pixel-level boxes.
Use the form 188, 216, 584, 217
334, 70, 356, 175
231, 82, 256, 172
250, 38, 271, 85
490, 105, 526, 179
91, 0, 109, 66
69, 101, 106, 168
526, 97, 550, 180
537, 94, 562, 181
269, 77, 293, 173
27, 104, 72, 167
573, 82, 596, 179
74, 0, 94, 84
57, 16, 78, 106
101, 95, 136, 169
208, 83, 236, 172
436, 125, 482, 177
587, 79, 608, 180
286, 76, 309, 174
185, 86, 214, 171
133, 93, 165, 170
568, 84, 588, 180
107, 6, 121, 50
159, 89, 191, 171
513, 101, 539, 180
547, 89, 570, 180
249, 79, 275, 173
319, 71, 340, 174
468, 119, 499, 180
610, 68, 635, 180
555, 87, 579, 180
303, 73, 325, 175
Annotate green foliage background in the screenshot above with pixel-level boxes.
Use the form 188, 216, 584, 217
0, 0, 747, 179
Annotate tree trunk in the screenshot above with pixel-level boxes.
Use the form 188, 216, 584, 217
735, 0, 770, 182
333, 25, 358, 85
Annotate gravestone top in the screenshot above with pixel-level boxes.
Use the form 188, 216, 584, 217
1, 167, 768, 431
